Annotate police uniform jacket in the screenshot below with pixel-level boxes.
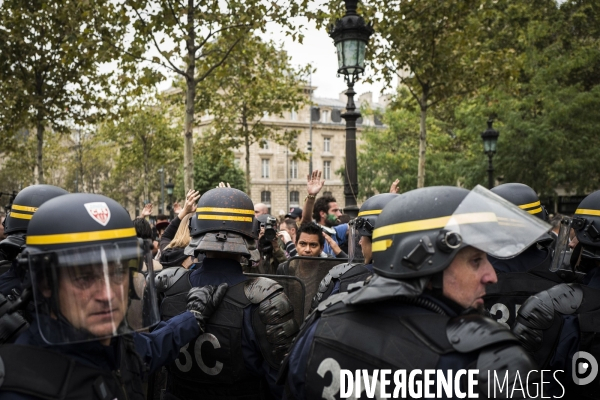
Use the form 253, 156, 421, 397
163, 257, 284, 399
0, 311, 200, 399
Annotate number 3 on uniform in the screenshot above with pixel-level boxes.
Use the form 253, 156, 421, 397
176, 333, 223, 376
489, 303, 522, 329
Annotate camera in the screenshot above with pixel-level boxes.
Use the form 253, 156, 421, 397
262, 216, 278, 242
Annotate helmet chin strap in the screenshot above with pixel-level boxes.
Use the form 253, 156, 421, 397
430, 271, 444, 293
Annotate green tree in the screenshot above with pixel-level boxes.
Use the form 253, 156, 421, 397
100, 100, 183, 211
193, 140, 246, 194
124, 0, 304, 192
363, 0, 517, 187
197, 35, 309, 195
0, 0, 129, 184
357, 89, 461, 198
450, 0, 600, 195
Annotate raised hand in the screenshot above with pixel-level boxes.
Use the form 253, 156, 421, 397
389, 178, 400, 194
141, 203, 152, 217
307, 170, 325, 196
179, 189, 201, 219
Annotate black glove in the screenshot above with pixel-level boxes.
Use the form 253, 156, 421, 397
186, 283, 228, 331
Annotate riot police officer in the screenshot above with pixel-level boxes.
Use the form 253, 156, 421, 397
483, 183, 575, 328
282, 185, 549, 400
156, 187, 298, 400
0, 193, 226, 400
0, 184, 68, 294
513, 190, 600, 398
311, 193, 398, 310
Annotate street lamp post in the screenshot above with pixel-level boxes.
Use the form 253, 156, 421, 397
481, 119, 500, 189
329, 0, 373, 217
158, 167, 165, 214
165, 179, 175, 219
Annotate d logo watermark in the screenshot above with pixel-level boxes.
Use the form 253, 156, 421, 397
572, 351, 598, 386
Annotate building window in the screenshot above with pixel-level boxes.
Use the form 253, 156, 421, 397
323, 137, 331, 153
234, 158, 240, 166
323, 161, 331, 180
261, 159, 270, 178
261, 191, 271, 204
321, 110, 329, 123
261, 139, 269, 150
290, 191, 300, 206
290, 109, 297, 121
290, 160, 298, 179
323, 191, 332, 197
261, 191, 271, 214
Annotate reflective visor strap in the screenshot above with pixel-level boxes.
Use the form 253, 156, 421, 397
26, 228, 136, 245
372, 212, 498, 252
518, 201, 542, 215
197, 207, 253, 222
9, 204, 38, 220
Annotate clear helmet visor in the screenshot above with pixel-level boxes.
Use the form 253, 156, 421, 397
444, 185, 551, 259
29, 240, 160, 345
347, 220, 364, 264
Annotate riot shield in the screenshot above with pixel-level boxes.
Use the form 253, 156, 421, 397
245, 273, 306, 327
275, 256, 348, 319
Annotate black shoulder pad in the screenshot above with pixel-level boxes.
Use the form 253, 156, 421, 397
511, 283, 583, 355
310, 263, 355, 312
546, 283, 583, 314
476, 343, 538, 397
154, 266, 189, 293
317, 292, 348, 313
515, 290, 555, 330
252, 290, 299, 369
447, 314, 517, 353
244, 277, 283, 304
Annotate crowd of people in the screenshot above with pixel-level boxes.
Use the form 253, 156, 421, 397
0, 172, 599, 399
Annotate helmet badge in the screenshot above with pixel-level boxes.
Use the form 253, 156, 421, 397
84, 202, 111, 226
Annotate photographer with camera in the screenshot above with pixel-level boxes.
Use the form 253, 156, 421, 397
256, 214, 288, 275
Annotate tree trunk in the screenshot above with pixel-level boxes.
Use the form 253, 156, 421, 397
417, 93, 428, 188
183, 0, 196, 192
243, 115, 251, 196
36, 122, 44, 184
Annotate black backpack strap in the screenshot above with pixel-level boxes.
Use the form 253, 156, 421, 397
0, 345, 75, 400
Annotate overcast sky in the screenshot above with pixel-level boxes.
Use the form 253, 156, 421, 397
263, 18, 389, 102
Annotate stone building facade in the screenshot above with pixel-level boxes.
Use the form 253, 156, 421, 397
196, 87, 388, 217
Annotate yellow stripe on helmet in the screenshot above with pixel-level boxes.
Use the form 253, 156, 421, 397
9, 212, 34, 220
198, 215, 253, 222
372, 212, 498, 241
518, 201, 541, 210
526, 207, 543, 215
575, 208, 600, 217
11, 204, 38, 213
357, 209, 382, 217
372, 239, 393, 252
196, 207, 254, 215
26, 228, 136, 245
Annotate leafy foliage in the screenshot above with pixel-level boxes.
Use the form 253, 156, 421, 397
0, 0, 130, 183
195, 35, 310, 195
99, 100, 182, 211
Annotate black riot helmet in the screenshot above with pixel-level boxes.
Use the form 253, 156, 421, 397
191, 188, 257, 257
371, 185, 552, 280
24, 193, 160, 344
190, 187, 256, 239
572, 190, 600, 248
4, 184, 69, 235
355, 193, 399, 237
490, 183, 548, 221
